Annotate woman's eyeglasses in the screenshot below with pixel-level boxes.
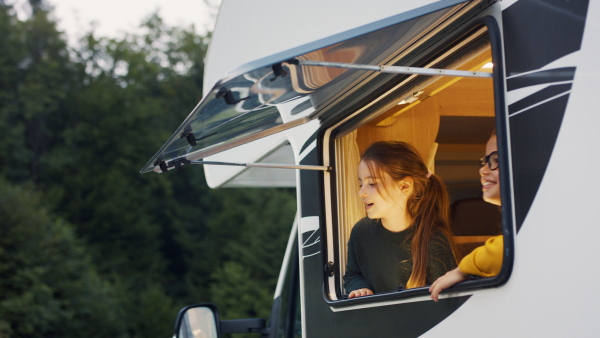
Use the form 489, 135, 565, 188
480, 151, 499, 170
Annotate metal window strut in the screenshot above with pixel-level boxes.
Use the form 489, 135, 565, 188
191, 160, 332, 172
296, 59, 493, 78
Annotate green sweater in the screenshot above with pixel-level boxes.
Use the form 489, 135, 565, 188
343, 217, 457, 293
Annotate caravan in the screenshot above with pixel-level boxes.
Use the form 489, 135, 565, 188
141, 0, 599, 336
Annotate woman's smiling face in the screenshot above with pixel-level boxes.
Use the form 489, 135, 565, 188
357, 160, 405, 221
480, 135, 501, 206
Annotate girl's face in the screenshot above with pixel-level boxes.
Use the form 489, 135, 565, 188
358, 160, 405, 220
479, 135, 501, 206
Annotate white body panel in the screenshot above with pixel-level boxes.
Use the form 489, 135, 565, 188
199, 0, 600, 335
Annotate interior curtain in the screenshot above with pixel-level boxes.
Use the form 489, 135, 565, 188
335, 130, 365, 285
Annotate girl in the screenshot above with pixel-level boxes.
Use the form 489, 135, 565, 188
344, 141, 458, 298
429, 133, 503, 302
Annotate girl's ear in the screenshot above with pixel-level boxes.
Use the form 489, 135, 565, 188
399, 176, 414, 195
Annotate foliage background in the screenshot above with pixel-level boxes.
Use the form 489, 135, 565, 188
0, 1, 296, 336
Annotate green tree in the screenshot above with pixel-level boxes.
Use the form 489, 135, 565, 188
0, 180, 127, 337
0, 4, 200, 335
0, 1, 73, 183
47, 14, 210, 335
204, 188, 296, 319
0, 1, 297, 335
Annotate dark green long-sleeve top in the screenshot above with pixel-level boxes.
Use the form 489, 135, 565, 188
343, 217, 457, 293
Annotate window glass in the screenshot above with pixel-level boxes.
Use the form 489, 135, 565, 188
140, 3, 466, 174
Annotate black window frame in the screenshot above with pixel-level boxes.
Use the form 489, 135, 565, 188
319, 9, 514, 308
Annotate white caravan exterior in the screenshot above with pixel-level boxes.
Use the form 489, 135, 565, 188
143, 0, 600, 336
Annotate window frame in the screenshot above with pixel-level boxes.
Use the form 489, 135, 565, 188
319, 8, 514, 308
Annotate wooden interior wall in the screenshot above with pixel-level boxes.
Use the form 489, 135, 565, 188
355, 77, 494, 165
436, 78, 494, 117
356, 97, 441, 169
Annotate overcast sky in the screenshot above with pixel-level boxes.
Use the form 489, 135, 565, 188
10, 0, 220, 45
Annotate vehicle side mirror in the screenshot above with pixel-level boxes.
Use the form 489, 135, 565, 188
174, 303, 220, 338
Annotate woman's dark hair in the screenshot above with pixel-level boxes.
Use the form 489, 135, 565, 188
361, 141, 458, 288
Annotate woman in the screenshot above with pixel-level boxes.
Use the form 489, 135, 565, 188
344, 141, 459, 298
429, 133, 503, 302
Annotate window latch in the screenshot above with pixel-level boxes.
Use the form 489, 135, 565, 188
324, 261, 335, 277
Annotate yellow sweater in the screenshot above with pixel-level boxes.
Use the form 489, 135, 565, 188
458, 235, 503, 277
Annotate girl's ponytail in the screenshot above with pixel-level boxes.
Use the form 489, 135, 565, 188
406, 172, 458, 288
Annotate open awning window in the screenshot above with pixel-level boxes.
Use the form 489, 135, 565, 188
140, 1, 473, 174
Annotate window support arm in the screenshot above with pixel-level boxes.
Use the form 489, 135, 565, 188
294, 59, 493, 78
191, 160, 332, 172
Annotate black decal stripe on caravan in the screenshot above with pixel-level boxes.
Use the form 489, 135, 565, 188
299, 140, 323, 256
509, 95, 570, 230
508, 83, 573, 115
506, 67, 575, 91
503, 1, 589, 75
299, 147, 320, 218
502, 0, 589, 231
300, 130, 319, 155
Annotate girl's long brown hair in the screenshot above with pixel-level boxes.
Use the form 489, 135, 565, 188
361, 141, 458, 288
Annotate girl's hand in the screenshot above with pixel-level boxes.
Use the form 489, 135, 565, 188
429, 268, 468, 302
348, 288, 374, 298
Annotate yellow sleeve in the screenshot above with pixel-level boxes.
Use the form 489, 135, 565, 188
458, 235, 503, 277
